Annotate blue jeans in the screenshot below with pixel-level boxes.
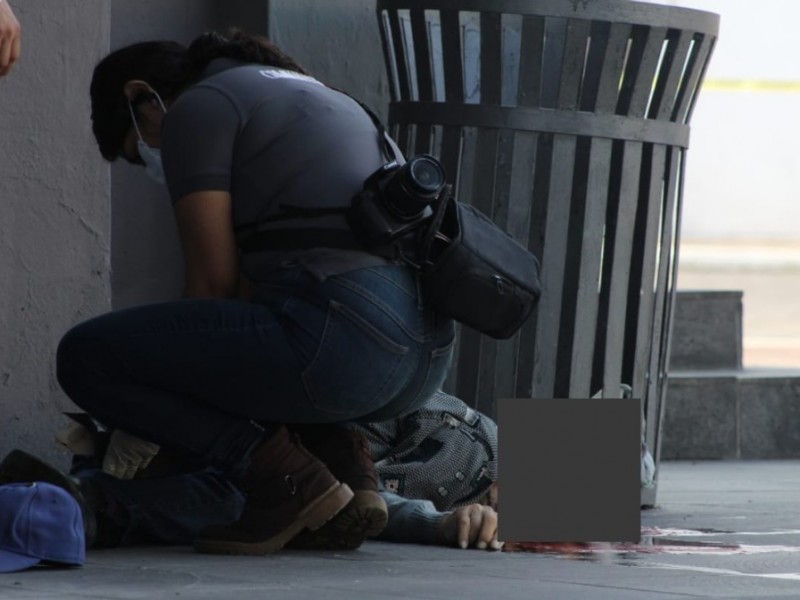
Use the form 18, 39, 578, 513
57, 265, 455, 474
75, 467, 245, 546
73, 468, 409, 546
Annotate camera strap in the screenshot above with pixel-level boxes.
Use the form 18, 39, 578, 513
352, 99, 404, 165
414, 184, 453, 269
237, 228, 363, 253
235, 98, 405, 256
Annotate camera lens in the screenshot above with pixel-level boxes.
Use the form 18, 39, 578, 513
405, 155, 446, 198
383, 154, 446, 220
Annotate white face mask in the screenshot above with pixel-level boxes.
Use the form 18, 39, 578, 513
127, 90, 167, 185
136, 140, 165, 185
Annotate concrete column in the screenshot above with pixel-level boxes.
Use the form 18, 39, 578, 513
216, 0, 269, 34
0, 0, 112, 463
268, 0, 390, 121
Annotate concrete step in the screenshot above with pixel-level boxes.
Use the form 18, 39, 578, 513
661, 369, 800, 459
669, 290, 743, 371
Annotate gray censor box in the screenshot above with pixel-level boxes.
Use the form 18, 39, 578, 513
498, 398, 640, 542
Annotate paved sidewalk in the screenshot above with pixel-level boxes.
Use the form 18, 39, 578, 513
1, 460, 799, 599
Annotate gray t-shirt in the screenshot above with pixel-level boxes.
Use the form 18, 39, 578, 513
161, 58, 394, 281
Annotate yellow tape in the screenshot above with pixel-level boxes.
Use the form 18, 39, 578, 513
702, 79, 800, 93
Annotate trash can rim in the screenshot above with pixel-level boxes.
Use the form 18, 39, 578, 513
376, 0, 720, 36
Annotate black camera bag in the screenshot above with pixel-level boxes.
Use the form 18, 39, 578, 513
416, 192, 541, 339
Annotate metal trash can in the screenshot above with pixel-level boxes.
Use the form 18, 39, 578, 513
376, 0, 719, 505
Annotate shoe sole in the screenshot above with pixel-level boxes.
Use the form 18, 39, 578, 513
194, 482, 354, 556
287, 489, 389, 550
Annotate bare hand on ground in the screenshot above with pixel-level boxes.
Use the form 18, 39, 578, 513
438, 504, 503, 550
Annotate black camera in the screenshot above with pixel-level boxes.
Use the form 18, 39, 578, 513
348, 154, 446, 248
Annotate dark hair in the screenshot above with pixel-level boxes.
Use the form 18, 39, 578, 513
90, 30, 308, 161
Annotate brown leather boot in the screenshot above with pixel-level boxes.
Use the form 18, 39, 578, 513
286, 426, 388, 550
194, 425, 353, 555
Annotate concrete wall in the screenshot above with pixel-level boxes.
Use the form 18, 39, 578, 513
0, 0, 112, 464
649, 0, 800, 241
268, 0, 390, 122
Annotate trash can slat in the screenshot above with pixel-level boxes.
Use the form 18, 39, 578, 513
480, 12, 503, 105
439, 124, 462, 189
673, 33, 715, 124
603, 141, 643, 398
409, 8, 434, 102
414, 124, 432, 155
477, 337, 499, 418
558, 19, 592, 111
385, 10, 411, 101
569, 137, 613, 398
578, 20, 610, 112
619, 26, 667, 118
646, 147, 682, 461
439, 10, 464, 103
541, 18, 568, 109
632, 144, 668, 401
494, 318, 520, 402
456, 327, 483, 407
532, 134, 576, 398
492, 129, 517, 230
506, 132, 537, 244
650, 29, 694, 121
457, 126, 479, 208
471, 128, 500, 217
593, 22, 633, 114
517, 16, 545, 108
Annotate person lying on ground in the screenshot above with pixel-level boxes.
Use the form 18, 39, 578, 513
0, 391, 500, 552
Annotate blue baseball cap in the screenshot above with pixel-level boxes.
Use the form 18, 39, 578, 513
0, 482, 85, 573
